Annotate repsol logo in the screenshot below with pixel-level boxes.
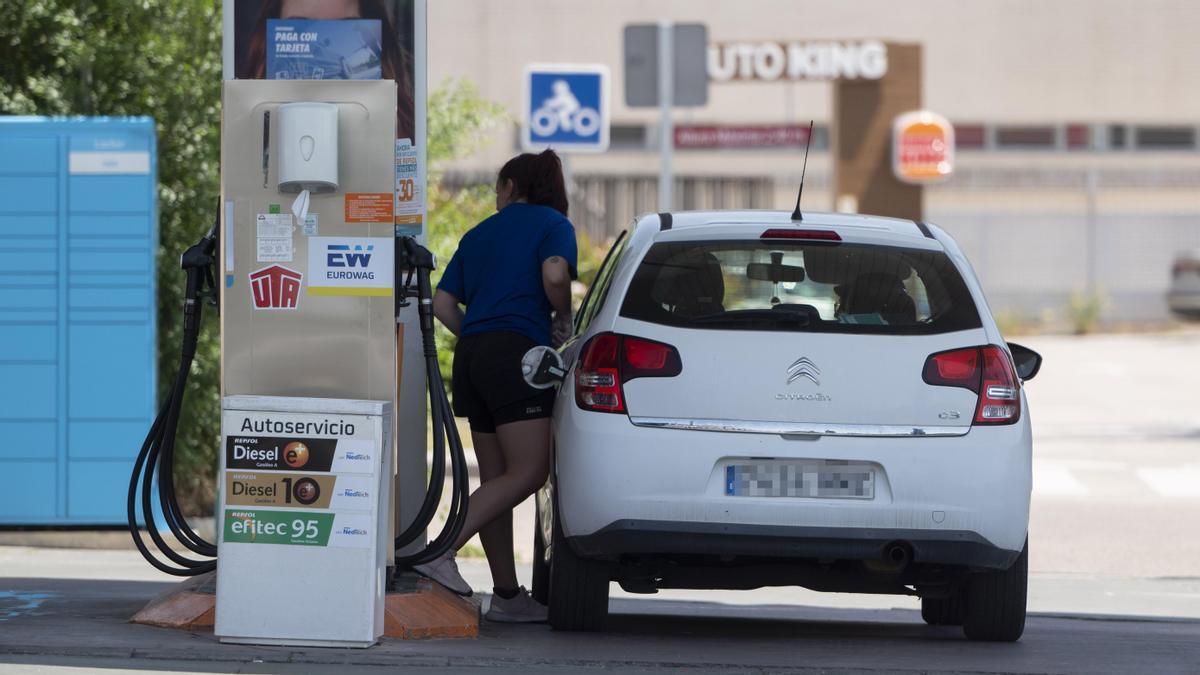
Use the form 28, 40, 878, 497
775, 393, 832, 402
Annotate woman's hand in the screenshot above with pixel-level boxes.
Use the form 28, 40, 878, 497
551, 311, 573, 348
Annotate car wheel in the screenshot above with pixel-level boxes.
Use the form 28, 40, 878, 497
531, 509, 549, 605
547, 505, 609, 631
921, 592, 964, 626
962, 540, 1028, 642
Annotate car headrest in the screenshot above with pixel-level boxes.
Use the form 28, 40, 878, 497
841, 272, 915, 321
652, 250, 725, 313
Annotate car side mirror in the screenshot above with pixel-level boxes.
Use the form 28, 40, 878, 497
1007, 342, 1042, 381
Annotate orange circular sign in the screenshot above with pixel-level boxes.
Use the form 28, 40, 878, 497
283, 441, 310, 469
893, 111, 954, 184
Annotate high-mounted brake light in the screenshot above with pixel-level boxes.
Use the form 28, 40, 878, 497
760, 228, 841, 241
923, 345, 1020, 424
575, 333, 682, 414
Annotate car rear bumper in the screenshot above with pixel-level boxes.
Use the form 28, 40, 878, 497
568, 519, 1022, 570
552, 394, 1033, 556
1167, 290, 1200, 312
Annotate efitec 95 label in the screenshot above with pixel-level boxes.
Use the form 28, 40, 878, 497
223, 509, 334, 546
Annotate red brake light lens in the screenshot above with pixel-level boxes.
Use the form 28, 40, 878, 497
575, 333, 682, 414
760, 228, 842, 241
977, 346, 1019, 424
923, 345, 1020, 424
924, 348, 981, 390
623, 336, 672, 372
576, 334, 623, 412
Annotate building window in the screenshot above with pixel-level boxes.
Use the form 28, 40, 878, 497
1109, 125, 1128, 149
1066, 124, 1090, 150
995, 126, 1056, 148
954, 124, 985, 150
610, 124, 648, 150
1134, 126, 1196, 149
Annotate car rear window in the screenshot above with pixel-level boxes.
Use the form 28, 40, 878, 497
619, 239, 982, 335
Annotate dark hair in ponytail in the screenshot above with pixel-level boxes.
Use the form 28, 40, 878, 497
498, 149, 569, 216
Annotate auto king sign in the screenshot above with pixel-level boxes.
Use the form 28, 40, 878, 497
893, 110, 954, 184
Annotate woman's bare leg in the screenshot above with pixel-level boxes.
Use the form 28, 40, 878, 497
470, 430, 518, 590
453, 418, 551, 556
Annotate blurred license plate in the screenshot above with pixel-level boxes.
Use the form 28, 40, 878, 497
725, 460, 875, 499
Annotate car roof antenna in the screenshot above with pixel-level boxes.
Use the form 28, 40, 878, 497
790, 120, 814, 222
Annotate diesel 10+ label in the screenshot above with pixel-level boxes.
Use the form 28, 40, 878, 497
224, 472, 376, 511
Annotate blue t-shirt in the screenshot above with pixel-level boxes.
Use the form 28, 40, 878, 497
437, 203, 578, 346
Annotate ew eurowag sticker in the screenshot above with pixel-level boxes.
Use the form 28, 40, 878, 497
249, 265, 303, 310
307, 236, 393, 297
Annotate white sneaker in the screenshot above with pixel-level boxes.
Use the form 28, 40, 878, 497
485, 586, 548, 623
412, 553, 472, 596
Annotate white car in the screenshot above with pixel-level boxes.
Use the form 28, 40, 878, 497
533, 210, 1043, 642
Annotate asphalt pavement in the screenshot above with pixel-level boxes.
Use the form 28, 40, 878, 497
1, 329, 1198, 674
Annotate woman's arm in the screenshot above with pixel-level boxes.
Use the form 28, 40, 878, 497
543, 256, 573, 345
542, 256, 572, 316
433, 289, 465, 337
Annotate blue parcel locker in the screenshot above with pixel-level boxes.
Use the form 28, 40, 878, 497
0, 117, 157, 524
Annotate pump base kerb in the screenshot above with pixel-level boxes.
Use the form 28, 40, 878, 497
129, 572, 216, 631
130, 572, 480, 640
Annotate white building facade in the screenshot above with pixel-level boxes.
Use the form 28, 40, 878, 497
429, 0, 1200, 322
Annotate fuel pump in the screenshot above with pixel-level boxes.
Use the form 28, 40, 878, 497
126, 79, 469, 647
125, 232, 468, 573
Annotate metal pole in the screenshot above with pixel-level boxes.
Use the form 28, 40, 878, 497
1085, 167, 1098, 293
658, 22, 673, 212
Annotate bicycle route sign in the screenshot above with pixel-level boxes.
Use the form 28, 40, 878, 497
522, 63, 610, 153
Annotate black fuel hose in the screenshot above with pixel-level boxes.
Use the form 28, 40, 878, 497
128, 228, 469, 575
126, 218, 219, 576
392, 237, 470, 567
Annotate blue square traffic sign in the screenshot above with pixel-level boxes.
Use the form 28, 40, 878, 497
523, 64, 610, 153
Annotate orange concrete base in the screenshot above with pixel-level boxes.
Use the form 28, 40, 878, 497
129, 571, 216, 631
384, 575, 480, 639
129, 571, 480, 640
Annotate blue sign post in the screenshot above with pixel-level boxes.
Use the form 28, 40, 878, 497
522, 64, 610, 153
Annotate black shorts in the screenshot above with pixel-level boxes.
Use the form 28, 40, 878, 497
451, 331, 557, 433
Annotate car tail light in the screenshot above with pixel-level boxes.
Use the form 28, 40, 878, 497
760, 228, 841, 241
575, 333, 682, 414
1173, 259, 1200, 278
923, 345, 1020, 424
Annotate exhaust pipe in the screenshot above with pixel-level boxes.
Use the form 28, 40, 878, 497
882, 541, 913, 569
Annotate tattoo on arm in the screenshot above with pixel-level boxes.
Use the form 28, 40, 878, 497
547, 256, 563, 264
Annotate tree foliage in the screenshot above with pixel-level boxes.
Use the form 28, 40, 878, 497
1, 0, 223, 512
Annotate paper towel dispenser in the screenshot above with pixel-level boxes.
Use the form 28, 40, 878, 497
277, 102, 339, 193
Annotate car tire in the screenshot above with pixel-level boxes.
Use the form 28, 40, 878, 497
531, 510, 549, 605
921, 592, 964, 626
962, 540, 1028, 642
547, 506, 609, 631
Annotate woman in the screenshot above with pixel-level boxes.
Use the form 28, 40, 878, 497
416, 150, 577, 623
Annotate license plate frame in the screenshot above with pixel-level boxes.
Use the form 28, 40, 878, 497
725, 459, 876, 499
